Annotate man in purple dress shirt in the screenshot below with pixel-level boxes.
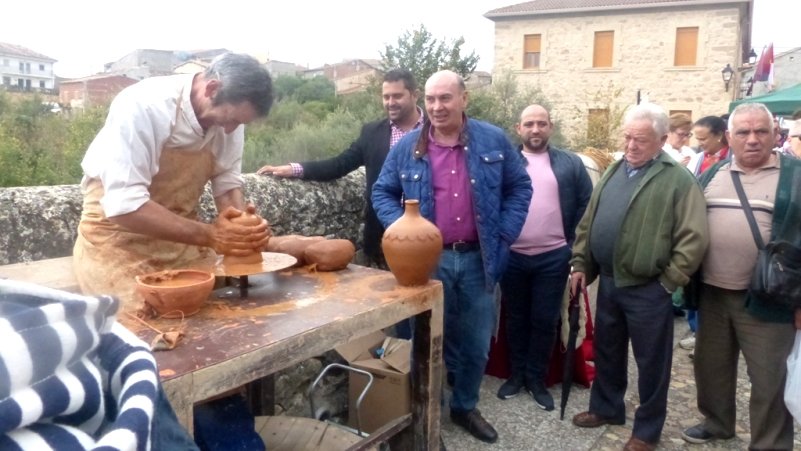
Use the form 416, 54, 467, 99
372, 70, 532, 444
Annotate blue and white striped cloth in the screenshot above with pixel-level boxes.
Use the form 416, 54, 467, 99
0, 280, 157, 451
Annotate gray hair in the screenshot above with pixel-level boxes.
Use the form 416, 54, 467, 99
728, 103, 773, 131
204, 53, 274, 117
623, 102, 669, 136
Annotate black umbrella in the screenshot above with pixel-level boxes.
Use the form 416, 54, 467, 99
560, 287, 585, 420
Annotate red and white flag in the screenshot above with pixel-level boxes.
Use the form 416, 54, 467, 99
754, 43, 775, 90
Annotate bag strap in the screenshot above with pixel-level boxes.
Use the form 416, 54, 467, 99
731, 171, 766, 249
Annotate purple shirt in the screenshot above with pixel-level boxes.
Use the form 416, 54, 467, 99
427, 127, 478, 244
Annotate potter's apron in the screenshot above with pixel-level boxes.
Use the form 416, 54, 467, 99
74, 119, 217, 313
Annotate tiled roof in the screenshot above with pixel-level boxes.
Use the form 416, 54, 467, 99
0, 42, 56, 61
485, 0, 749, 18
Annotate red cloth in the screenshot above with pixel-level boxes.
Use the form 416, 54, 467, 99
485, 299, 596, 388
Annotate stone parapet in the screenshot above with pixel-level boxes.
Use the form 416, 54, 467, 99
0, 172, 366, 265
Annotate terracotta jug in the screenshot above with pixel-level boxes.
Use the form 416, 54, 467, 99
381, 200, 443, 286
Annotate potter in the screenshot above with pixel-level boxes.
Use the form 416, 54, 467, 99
72, 53, 275, 315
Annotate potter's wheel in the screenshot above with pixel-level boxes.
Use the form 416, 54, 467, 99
191, 252, 297, 277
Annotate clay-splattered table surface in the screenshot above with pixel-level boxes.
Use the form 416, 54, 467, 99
0, 257, 445, 449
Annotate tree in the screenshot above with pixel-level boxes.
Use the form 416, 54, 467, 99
567, 81, 627, 153
381, 24, 479, 85
467, 71, 564, 147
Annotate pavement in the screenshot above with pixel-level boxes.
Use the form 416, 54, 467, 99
439, 316, 801, 451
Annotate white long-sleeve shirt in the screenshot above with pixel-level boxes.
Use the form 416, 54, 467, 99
80, 74, 244, 217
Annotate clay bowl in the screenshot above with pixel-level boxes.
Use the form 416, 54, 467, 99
135, 269, 215, 318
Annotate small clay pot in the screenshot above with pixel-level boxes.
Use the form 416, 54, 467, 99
135, 269, 215, 318
304, 239, 356, 271
267, 235, 325, 265
222, 211, 264, 266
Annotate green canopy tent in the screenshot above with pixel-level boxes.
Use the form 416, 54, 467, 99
729, 83, 801, 116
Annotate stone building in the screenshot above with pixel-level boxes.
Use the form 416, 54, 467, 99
485, 0, 753, 141
739, 46, 801, 99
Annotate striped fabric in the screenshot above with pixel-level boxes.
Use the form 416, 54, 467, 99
0, 280, 157, 451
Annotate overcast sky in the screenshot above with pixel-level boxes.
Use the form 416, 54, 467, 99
1, 0, 797, 78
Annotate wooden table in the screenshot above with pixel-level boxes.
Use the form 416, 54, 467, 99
0, 257, 444, 450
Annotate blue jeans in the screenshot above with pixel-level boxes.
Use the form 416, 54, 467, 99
435, 249, 496, 413
500, 246, 571, 386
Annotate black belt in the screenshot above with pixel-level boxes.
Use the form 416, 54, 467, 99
443, 241, 480, 252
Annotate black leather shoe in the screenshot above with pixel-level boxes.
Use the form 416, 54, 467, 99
450, 409, 498, 443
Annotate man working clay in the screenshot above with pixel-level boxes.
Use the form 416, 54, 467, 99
72, 52, 275, 451
73, 53, 273, 310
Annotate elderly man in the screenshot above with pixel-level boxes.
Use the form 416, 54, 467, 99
373, 70, 532, 444
570, 103, 709, 451
497, 104, 592, 409
682, 103, 801, 450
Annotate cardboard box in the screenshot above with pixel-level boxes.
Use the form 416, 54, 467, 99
335, 330, 411, 433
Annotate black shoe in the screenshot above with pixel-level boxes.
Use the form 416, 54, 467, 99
450, 409, 498, 443
497, 375, 524, 399
526, 381, 555, 411
681, 424, 732, 444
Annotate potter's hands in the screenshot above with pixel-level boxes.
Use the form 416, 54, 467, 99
570, 272, 586, 296
257, 164, 292, 177
210, 204, 272, 256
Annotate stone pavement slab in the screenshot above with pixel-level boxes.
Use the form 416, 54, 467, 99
440, 317, 801, 450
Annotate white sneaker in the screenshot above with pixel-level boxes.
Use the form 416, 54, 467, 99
679, 336, 696, 350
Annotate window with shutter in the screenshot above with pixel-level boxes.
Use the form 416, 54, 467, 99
674, 27, 698, 66
523, 34, 541, 69
593, 31, 614, 68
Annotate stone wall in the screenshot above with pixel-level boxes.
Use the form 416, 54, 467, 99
0, 172, 366, 265
492, 3, 745, 140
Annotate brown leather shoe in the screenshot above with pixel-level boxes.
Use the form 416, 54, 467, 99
623, 436, 656, 451
450, 409, 498, 443
572, 411, 624, 428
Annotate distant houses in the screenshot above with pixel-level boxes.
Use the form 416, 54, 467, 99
2, 42, 492, 108
0, 42, 57, 94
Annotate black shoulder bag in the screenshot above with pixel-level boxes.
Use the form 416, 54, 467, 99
731, 171, 801, 309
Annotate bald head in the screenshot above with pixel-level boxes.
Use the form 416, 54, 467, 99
424, 70, 468, 138
517, 104, 553, 153
425, 70, 465, 93
520, 104, 551, 123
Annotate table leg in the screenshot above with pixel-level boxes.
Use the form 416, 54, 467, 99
246, 374, 276, 416
394, 298, 443, 450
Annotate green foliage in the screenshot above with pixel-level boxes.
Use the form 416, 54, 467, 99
467, 71, 564, 147
381, 24, 479, 85
0, 91, 106, 187
294, 76, 335, 104
567, 81, 627, 152
242, 107, 363, 172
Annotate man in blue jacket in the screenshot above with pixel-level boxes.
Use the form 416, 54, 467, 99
372, 70, 532, 444
497, 105, 592, 409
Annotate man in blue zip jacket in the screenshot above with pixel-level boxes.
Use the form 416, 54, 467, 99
372, 70, 532, 444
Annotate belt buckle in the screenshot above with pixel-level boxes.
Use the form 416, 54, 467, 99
452, 240, 467, 252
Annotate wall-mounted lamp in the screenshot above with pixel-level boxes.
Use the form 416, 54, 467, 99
748, 48, 757, 65
721, 63, 734, 91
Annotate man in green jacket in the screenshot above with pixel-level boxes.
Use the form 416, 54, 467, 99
681, 102, 801, 450
570, 103, 709, 451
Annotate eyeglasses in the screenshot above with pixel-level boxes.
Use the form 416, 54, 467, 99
674, 131, 693, 138
792, 135, 801, 140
